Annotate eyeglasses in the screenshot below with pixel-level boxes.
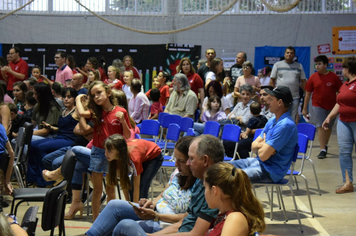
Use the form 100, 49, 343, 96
54, 57, 61, 60
242, 66, 251, 70
207, 53, 215, 55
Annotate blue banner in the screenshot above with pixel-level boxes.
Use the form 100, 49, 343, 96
254, 46, 310, 78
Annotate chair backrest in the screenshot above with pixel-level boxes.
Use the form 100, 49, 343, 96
186, 128, 195, 136
297, 123, 316, 141
203, 121, 220, 137
297, 123, 316, 158
61, 150, 76, 183
286, 144, 300, 182
253, 129, 263, 141
221, 124, 241, 143
162, 114, 181, 128
140, 120, 160, 137
179, 117, 194, 132
42, 180, 68, 232
157, 112, 169, 125
194, 109, 200, 122
163, 124, 181, 153
166, 123, 181, 142
298, 133, 309, 173
135, 133, 140, 139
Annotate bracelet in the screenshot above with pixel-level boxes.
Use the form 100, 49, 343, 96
6, 214, 19, 225
154, 213, 160, 222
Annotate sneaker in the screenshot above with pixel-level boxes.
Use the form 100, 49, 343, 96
318, 150, 327, 159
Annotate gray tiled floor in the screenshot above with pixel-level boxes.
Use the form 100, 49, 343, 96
3, 126, 356, 235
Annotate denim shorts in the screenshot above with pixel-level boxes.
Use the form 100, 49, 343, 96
89, 146, 109, 173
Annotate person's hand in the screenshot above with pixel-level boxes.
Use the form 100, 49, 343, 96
115, 111, 125, 123
41, 121, 51, 129
5, 182, 13, 195
2, 66, 10, 72
240, 132, 248, 139
133, 207, 157, 220
322, 117, 330, 130
138, 198, 154, 209
301, 108, 308, 118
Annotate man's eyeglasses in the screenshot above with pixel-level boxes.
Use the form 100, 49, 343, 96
207, 53, 215, 55
54, 57, 61, 60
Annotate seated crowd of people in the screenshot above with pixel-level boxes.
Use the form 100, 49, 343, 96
0, 44, 354, 236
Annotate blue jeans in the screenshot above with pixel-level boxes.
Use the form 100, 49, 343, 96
42, 146, 71, 170
131, 152, 164, 199
193, 122, 205, 136
27, 137, 74, 185
229, 158, 273, 183
86, 200, 160, 236
337, 119, 356, 183
71, 146, 91, 188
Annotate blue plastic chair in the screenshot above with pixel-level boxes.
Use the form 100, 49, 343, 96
252, 144, 304, 233
203, 121, 220, 137
157, 114, 181, 149
221, 124, 241, 161
162, 123, 181, 160
157, 112, 169, 141
297, 123, 320, 195
140, 120, 160, 143
286, 133, 314, 217
186, 128, 195, 136
179, 117, 194, 134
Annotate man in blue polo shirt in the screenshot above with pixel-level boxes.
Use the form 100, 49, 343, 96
230, 86, 298, 183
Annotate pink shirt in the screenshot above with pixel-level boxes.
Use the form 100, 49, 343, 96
234, 75, 261, 89
129, 92, 150, 123
55, 64, 73, 86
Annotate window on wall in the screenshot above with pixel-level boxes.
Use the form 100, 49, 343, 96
0, 0, 354, 14
108, 0, 163, 14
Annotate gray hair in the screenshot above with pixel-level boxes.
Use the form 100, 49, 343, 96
195, 135, 224, 164
112, 59, 125, 74
174, 73, 190, 91
240, 83, 253, 94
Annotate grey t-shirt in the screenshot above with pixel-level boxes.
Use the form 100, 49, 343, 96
270, 60, 306, 99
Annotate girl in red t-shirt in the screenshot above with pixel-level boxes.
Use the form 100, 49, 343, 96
76, 81, 132, 221
104, 134, 163, 203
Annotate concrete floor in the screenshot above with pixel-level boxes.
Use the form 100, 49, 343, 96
2, 127, 356, 236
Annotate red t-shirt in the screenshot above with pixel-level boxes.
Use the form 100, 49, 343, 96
305, 71, 342, 110
149, 102, 163, 118
7, 58, 29, 91
99, 67, 108, 82
92, 106, 132, 149
113, 80, 124, 90
128, 139, 161, 175
187, 72, 204, 98
337, 79, 356, 122
146, 84, 170, 106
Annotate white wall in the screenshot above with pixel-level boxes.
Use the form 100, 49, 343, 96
0, 13, 355, 74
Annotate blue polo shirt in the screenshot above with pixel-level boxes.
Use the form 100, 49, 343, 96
178, 179, 219, 232
257, 111, 298, 182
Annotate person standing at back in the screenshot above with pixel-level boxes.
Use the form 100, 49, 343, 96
302, 55, 342, 159
270, 46, 307, 122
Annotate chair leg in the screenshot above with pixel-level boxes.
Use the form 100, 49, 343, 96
277, 186, 288, 222
288, 185, 303, 233
294, 176, 299, 190
14, 166, 25, 188
270, 186, 274, 221
308, 159, 321, 195
301, 174, 314, 217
